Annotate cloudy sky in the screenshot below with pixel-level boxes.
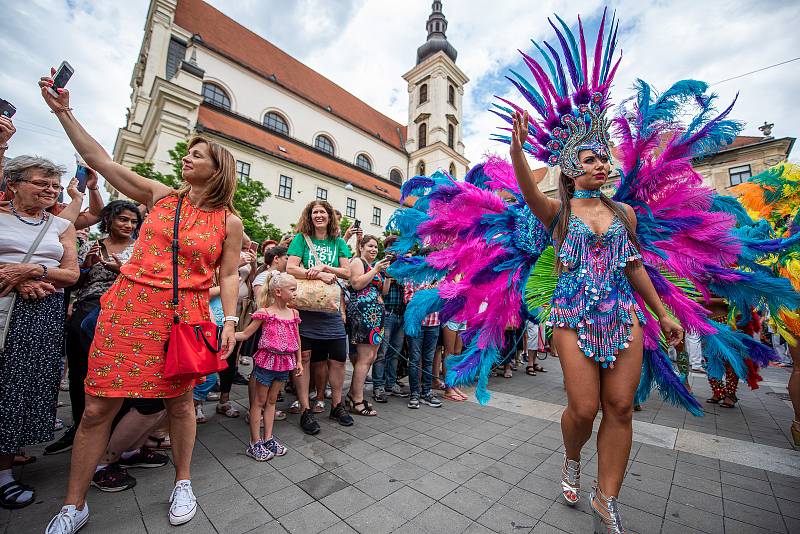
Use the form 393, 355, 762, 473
2, 0, 799, 190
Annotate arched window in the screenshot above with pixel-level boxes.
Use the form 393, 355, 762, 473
419, 83, 428, 104
263, 111, 289, 135
448, 124, 455, 149
314, 135, 335, 156
202, 82, 231, 110
449, 163, 457, 178
356, 154, 372, 172
418, 123, 427, 150
389, 169, 403, 185
448, 84, 455, 106
417, 160, 426, 176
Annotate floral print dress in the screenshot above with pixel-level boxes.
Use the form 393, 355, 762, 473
85, 194, 227, 398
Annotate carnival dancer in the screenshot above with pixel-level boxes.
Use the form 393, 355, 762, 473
388, 10, 800, 532
39, 69, 243, 533
733, 163, 800, 446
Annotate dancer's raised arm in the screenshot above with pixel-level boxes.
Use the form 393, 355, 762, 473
509, 110, 560, 228
38, 69, 172, 207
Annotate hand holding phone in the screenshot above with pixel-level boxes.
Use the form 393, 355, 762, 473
353, 219, 361, 230
74, 154, 91, 193
48, 61, 75, 97
0, 99, 16, 119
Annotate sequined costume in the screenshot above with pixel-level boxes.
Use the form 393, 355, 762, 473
548, 215, 645, 368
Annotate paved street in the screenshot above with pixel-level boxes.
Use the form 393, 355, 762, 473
2, 358, 799, 534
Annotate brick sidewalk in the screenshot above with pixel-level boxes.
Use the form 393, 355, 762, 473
2, 360, 799, 533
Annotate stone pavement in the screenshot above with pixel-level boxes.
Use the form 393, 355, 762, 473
2, 358, 799, 534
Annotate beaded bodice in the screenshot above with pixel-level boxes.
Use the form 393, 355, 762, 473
546, 214, 645, 368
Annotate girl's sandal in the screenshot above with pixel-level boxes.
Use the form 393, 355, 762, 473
525, 366, 537, 376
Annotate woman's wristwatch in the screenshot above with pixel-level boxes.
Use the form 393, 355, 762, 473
223, 316, 239, 325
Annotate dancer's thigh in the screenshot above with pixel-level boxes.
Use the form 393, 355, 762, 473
599, 316, 643, 409
552, 327, 600, 411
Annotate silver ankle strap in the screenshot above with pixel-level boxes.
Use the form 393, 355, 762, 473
593, 485, 624, 533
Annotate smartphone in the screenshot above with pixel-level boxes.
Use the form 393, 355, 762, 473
385, 253, 397, 263
353, 219, 361, 230
0, 99, 16, 118
75, 154, 90, 193
249, 241, 259, 253
49, 61, 75, 97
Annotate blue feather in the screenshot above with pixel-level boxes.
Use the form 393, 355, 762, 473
711, 194, 756, 226
404, 288, 444, 338
637, 348, 703, 416
700, 320, 752, 381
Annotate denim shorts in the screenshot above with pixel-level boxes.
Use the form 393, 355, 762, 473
253, 366, 290, 387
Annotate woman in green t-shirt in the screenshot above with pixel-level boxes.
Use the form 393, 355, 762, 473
287, 201, 352, 435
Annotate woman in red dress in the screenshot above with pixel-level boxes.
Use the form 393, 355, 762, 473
39, 70, 243, 533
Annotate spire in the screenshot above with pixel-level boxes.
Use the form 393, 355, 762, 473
416, 1, 457, 65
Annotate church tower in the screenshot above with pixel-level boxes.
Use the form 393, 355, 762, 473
403, 1, 469, 180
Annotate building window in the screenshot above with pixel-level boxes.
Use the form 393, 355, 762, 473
356, 154, 372, 172
236, 161, 250, 181
448, 84, 455, 106
419, 83, 428, 104
202, 82, 231, 110
278, 175, 292, 199
729, 164, 752, 186
389, 169, 402, 185
449, 163, 457, 178
372, 207, 382, 226
314, 135, 335, 156
166, 37, 187, 79
448, 124, 455, 149
346, 197, 357, 218
418, 123, 427, 149
263, 111, 289, 135
316, 187, 327, 201
417, 160, 426, 176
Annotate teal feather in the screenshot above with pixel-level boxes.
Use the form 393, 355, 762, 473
404, 288, 444, 338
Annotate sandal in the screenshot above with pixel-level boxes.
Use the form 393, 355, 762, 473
0, 480, 35, 509
288, 400, 302, 414
719, 396, 737, 408
525, 366, 537, 376
275, 410, 287, 421
145, 435, 171, 450
347, 395, 377, 416
216, 402, 241, 418
312, 400, 325, 414
454, 388, 469, 400
534, 364, 547, 373
503, 369, 513, 378
443, 391, 465, 402
706, 396, 723, 404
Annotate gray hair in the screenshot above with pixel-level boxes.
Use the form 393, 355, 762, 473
4, 155, 66, 185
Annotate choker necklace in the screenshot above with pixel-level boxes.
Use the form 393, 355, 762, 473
10, 200, 47, 226
573, 189, 602, 199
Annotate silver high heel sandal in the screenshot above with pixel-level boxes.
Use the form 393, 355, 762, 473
590, 485, 625, 534
561, 454, 581, 505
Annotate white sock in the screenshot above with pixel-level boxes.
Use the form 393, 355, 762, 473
120, 449, 139, 460
0, 468, 32, 503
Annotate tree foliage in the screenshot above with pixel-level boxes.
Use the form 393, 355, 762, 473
131, 140, 283, 243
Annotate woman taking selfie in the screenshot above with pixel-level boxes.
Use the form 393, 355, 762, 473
39, 69, 243, 533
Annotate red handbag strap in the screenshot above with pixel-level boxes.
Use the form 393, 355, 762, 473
171, 195, 184, 325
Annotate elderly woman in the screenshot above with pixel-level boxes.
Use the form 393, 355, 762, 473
0, 155, 79, 509
45, 200, 143, 456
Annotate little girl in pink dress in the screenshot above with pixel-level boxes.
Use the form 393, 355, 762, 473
235, 271, 302, 461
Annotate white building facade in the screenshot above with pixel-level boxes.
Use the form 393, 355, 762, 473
112, 0, 468, 232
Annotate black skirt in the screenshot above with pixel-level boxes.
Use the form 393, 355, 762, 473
0, 293, 64, 453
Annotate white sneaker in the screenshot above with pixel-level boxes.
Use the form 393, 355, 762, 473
195, 405, 206, 424
169, 480, 197, 526
44, 504, 89, 534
